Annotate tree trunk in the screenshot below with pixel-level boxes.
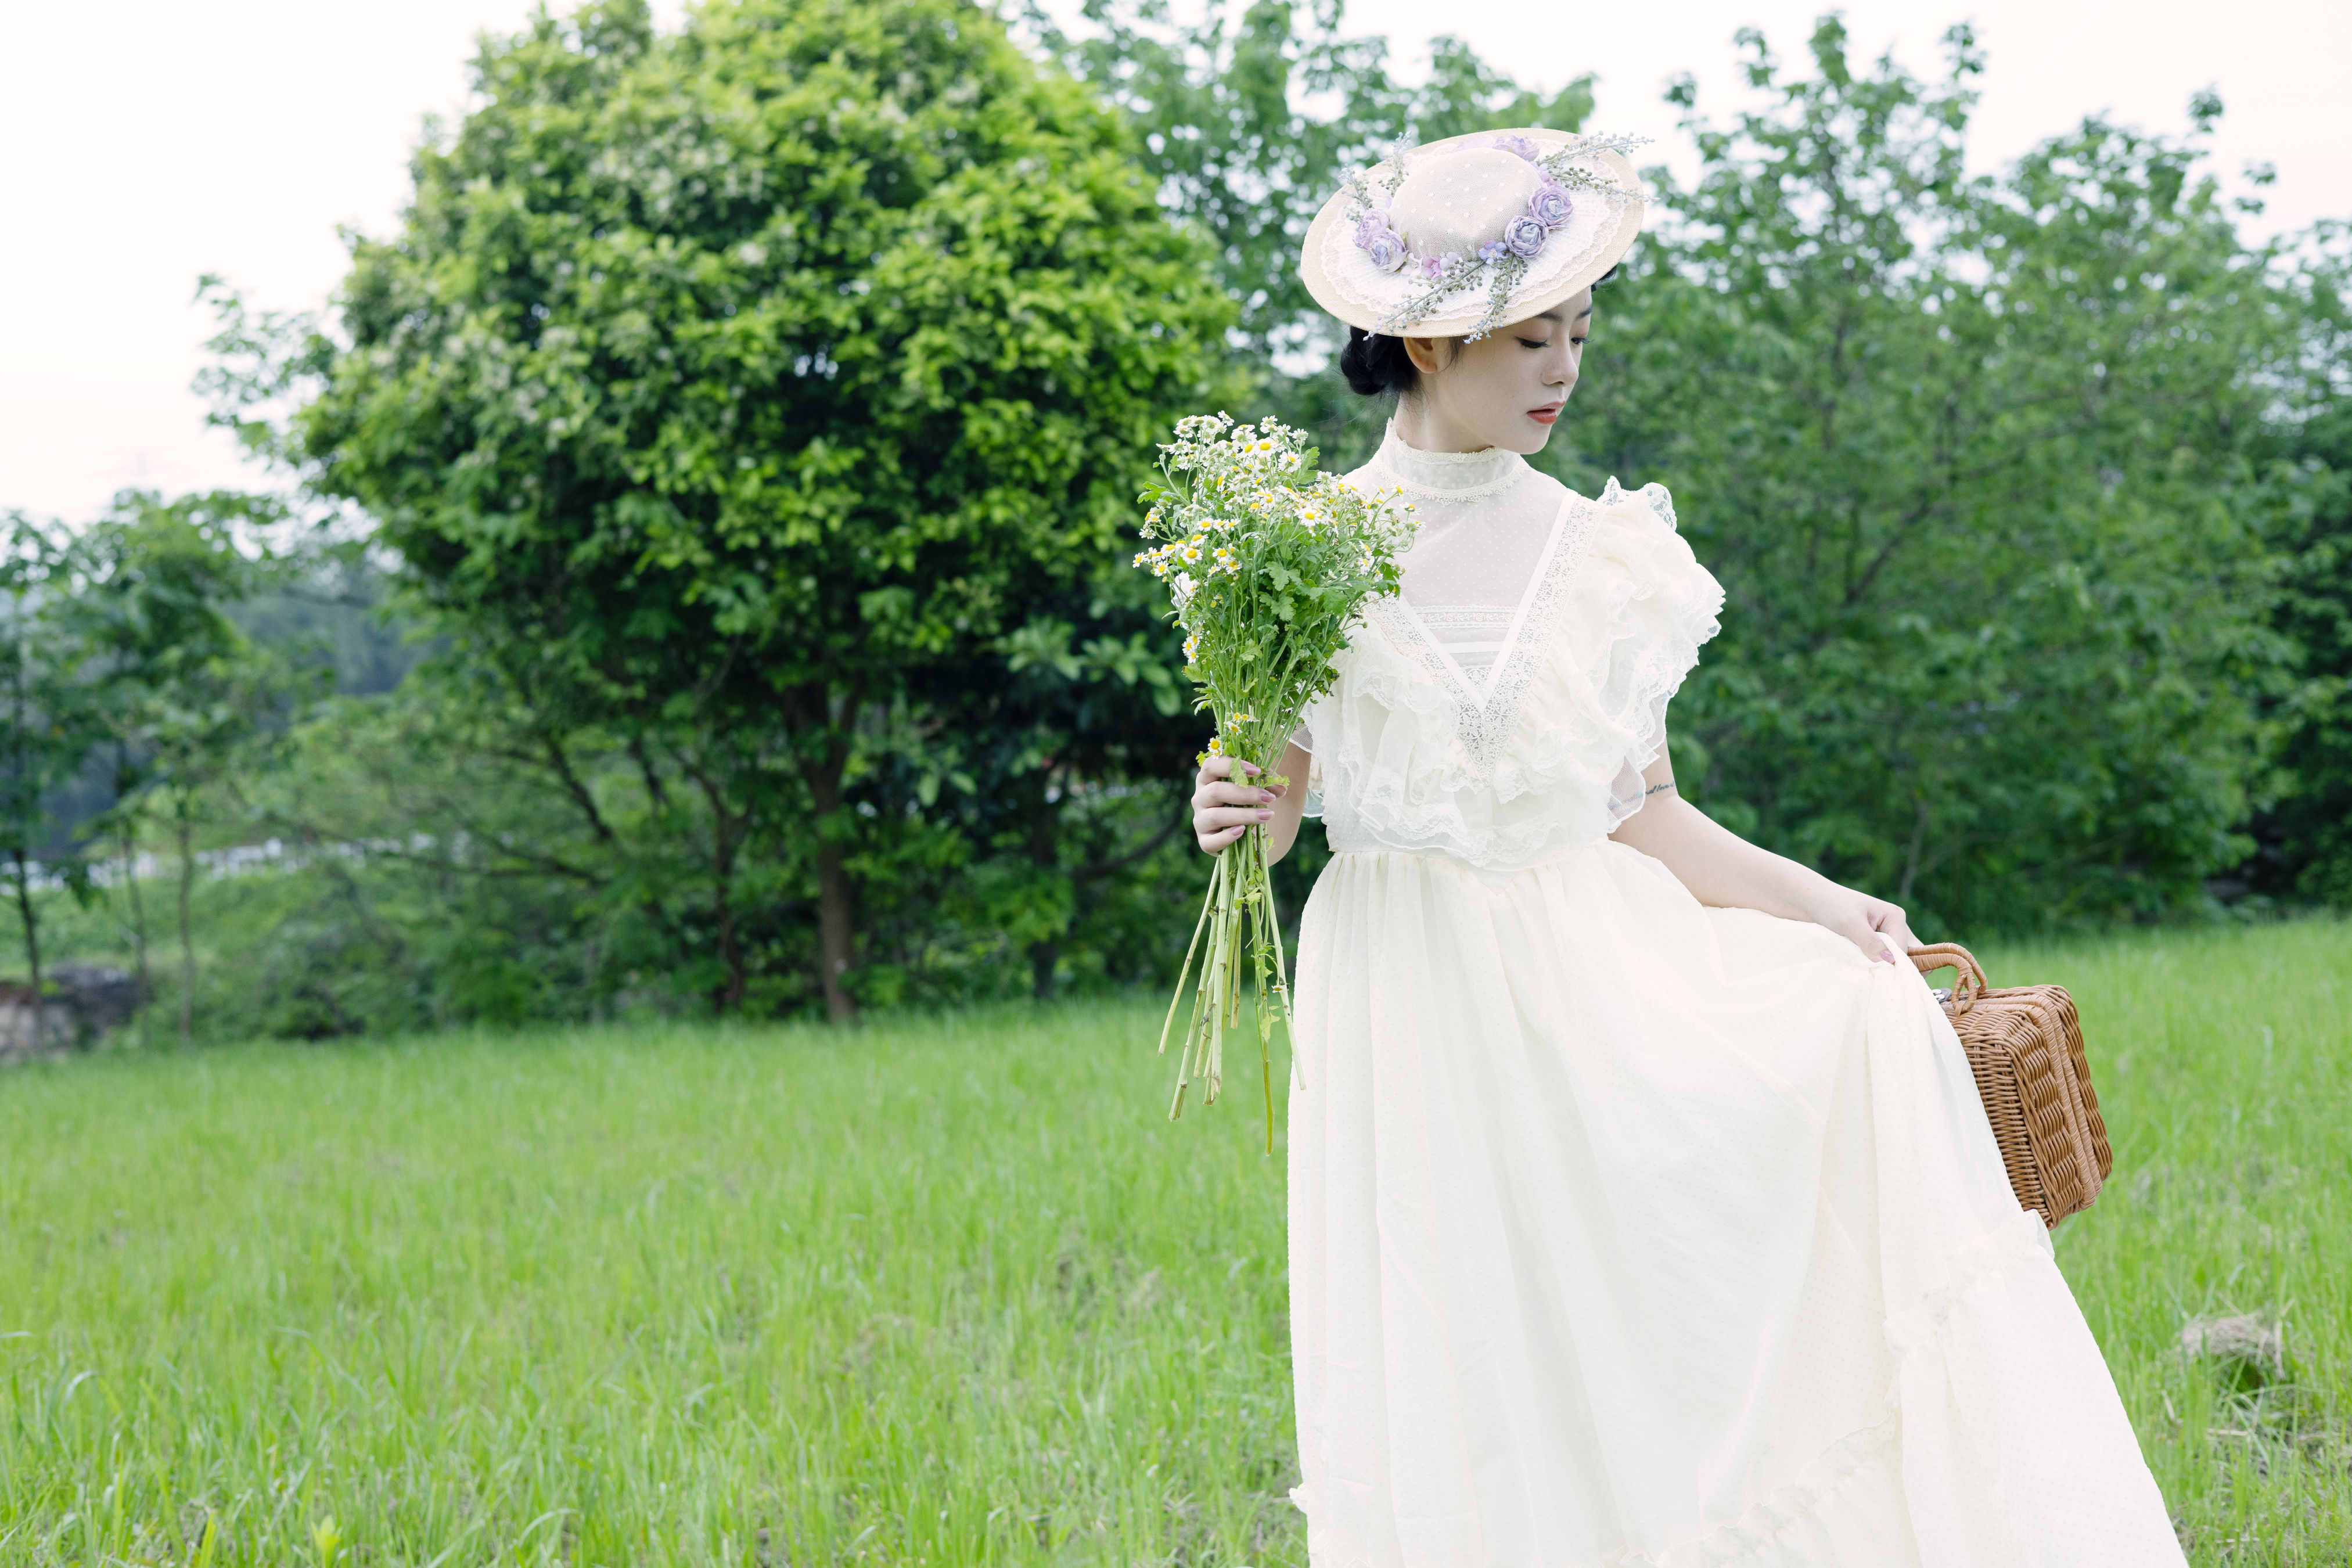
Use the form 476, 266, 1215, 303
121, 822, 152, 1048
10, 846, 43, 1052
1898, 793, 1930, 907
693, 768, 746, 1015
175, 812, 196, 1047
1026, 774, 1060, 1001
804, 744, 857, 1026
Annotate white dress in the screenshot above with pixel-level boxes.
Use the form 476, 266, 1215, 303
1285, 427, 2185, 1567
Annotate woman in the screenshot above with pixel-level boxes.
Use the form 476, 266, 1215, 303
1191, 130, 2185, 1566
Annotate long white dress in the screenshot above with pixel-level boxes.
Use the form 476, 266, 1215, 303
1285, 427, 2185, 1567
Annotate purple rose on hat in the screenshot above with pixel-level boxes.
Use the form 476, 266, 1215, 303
1354, 208, 1409, 272
1494, 134, 1540, 161
1528, 181, 1574, 229
1503, 215, 1549, 259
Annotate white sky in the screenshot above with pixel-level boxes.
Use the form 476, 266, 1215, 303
2, 0, 2343, 524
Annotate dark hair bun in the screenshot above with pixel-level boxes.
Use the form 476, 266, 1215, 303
1337, 328, 1418, 398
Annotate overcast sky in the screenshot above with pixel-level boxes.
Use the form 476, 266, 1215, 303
2, 0, 2342, 524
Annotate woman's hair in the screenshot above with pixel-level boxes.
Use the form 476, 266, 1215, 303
1337, 328, 1419, 398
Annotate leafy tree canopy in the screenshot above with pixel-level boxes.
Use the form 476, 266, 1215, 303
1560, 20, 2328, 929
253, 0, 1236, 1017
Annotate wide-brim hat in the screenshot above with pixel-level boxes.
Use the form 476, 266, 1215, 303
1299, 127, 1645, 340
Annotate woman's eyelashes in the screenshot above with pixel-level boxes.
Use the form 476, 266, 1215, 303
1517, 336, 1551, 350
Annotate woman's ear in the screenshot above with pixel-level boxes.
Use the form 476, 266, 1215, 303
1401, 335, 1451, 376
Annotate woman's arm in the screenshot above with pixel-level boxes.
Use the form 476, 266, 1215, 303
1609, 738, 1920, 963
1191, 742, 1312, 864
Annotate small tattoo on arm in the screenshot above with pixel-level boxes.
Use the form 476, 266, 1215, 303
1643, 782, 1677, 797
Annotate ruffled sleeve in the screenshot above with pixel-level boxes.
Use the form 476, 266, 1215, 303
1301, 479, 1724, 870
1568, 478, 1726, 823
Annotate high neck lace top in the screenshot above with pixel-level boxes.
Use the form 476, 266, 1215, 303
1296, 423, 1727, 870
1360, 425, 1558, 688
1361, 426, 1527, 500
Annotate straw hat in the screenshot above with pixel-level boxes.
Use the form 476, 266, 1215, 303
1299, 128, 1646, 340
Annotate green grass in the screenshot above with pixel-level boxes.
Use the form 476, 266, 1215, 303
2017, 920, 2352, 1561
1, 920, 2347, 1566
1, 1005, 1294, 1566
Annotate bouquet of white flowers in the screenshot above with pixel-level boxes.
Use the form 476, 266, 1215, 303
1134, 413, 1415, 1144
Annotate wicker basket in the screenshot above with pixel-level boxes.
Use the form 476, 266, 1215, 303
1908, 943, 2114, 1227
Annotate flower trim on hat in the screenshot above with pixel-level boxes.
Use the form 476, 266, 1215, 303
1344, 131, 1648, 340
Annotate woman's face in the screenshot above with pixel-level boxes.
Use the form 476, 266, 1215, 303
1396, 287, 1593, 454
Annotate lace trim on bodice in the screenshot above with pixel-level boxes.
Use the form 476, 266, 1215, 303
1413, 606, 1516, 632
1363, 490, 1599, 769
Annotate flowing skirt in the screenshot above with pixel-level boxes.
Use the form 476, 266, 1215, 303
1286, 840, 2184, 1567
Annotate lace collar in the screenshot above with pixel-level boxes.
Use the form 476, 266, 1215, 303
1364, 423, 1528, 499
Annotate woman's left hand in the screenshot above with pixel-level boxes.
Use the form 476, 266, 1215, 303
1808, 886, 1922, 964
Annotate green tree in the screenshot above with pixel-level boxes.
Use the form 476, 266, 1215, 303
236, 670, 668, 1034
1553, 22, 2306, 930
2247, 226, 2352, 904
902, 598, 1193, 998
235, 0, 1234, 1022
54, 492, 276, 1041
0, 517, 92, 1046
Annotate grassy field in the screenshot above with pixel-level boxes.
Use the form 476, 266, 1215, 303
1, 920, 2347, 1566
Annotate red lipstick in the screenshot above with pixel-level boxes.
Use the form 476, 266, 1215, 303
1528, 404, 1562, 425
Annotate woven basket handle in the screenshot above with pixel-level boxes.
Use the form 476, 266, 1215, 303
1908, 942, 1988, 1016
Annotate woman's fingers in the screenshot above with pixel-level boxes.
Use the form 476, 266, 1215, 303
1191, 756, 1284, 853
1193, 803, 1274, 846
1193, 779, 1275, 811
1808, 889, 1920, 963
1830, 910, 1898, 963
1194, 756, 1254, 787
1866, 901, 1921, 955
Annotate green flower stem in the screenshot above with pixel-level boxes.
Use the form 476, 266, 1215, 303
1159, 857, 1221, 1109
1161, 822, 1292, 1153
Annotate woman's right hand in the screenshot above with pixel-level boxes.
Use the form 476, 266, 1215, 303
1192, 755, 1282, 854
